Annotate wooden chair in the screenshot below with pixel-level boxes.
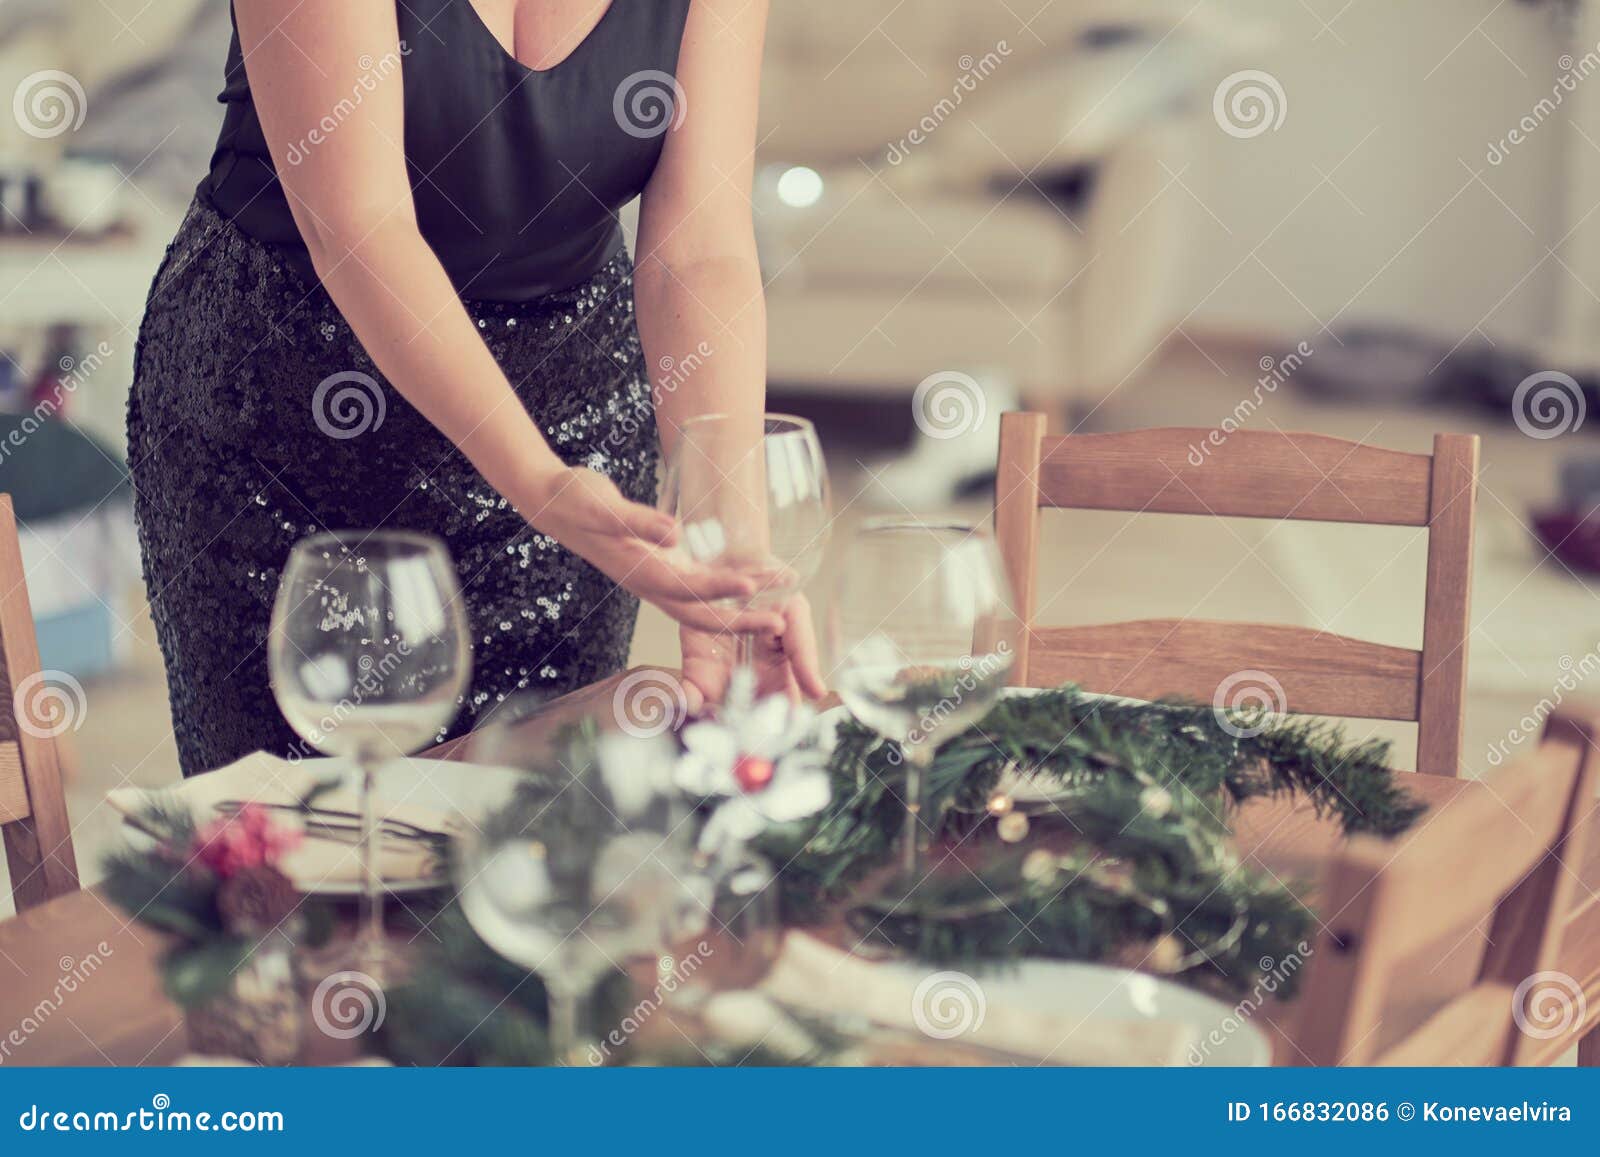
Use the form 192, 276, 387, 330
0, 495, 79, 911
994, 416, 1478, 775
1290, 709, 1600, 1065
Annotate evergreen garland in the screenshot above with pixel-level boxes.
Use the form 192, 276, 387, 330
758, 687, 1424, 996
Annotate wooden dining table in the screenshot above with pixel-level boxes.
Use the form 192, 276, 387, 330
3, 669, 1597, 1067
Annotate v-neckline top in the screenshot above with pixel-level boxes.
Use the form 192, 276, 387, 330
205, 0, 695, 302
459, 0, 620, 77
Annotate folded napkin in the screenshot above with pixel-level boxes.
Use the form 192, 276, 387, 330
107, 752, 453, 892
752, 932, 1200, 1066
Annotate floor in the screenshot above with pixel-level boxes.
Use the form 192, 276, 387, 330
7, 339, 1591, 914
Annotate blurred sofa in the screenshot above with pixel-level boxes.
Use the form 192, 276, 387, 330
752, 1, 1256, 414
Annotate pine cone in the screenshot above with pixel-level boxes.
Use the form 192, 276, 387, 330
217, 865, 299, 935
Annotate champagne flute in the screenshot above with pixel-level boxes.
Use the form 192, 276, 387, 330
269, 531, 471, 979
659, 413, 831, 666
832, 519, 1019, 882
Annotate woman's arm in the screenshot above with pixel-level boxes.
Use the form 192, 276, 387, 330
635, 0, 825, 706
634, 0, 768, 455
232, 1, 781, 635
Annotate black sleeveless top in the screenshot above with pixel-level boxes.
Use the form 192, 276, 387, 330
201, 0, 693, 301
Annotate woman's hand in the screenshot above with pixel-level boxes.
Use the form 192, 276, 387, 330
526, 466, 785, 635
680, 593, 827, 715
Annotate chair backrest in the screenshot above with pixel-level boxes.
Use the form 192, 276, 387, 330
0, 495, 79, 911
994, 415, 1478, 775
1291, 709, 1600, 1065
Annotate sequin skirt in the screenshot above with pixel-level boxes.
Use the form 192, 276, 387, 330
128, 196, 658, 777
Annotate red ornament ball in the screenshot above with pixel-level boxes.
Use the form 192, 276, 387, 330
733, 755, 776, 792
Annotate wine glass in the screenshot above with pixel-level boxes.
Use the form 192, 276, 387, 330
457, 746, 709, 1065
832, 519, 1019, 882
269, 531, 471, 979
659, 413, 831, 666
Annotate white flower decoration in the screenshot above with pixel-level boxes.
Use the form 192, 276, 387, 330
675, 669, 831, 855
595, 731, 678, 819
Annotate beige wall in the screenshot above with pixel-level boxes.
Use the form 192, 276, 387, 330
1176, 0, 1568, 352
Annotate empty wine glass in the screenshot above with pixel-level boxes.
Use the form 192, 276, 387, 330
832, 519, 1019, 881
659, 413, 831, 665
457, 745, 709, 1064
269, 531, 471, 979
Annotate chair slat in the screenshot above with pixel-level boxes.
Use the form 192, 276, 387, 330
1027, 619, 1422, 721
1035, 428, 1434, 525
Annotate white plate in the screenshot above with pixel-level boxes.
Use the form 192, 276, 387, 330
111, 753, 528, 897
874, 954, 1270, 1066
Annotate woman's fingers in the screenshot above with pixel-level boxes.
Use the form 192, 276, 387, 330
537, 465, 810, 639
680, 629, 734, 716
781, 596, 828, 700
648, 564, 758, 603
750, 632, 799, 700
618, 496, 678, 547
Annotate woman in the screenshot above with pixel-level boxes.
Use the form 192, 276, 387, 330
128, 0, 822, 777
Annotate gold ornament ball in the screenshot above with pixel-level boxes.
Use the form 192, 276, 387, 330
997, 811, 1030, 843
1147, 934, 1185, 973
1140, 786, 1174, 819
1021, 849, 1057, 882
986, 792, 1014, 817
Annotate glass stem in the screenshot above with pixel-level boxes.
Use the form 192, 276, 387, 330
357, 755, 386, 982
546, 979, 588, 1066
736, 631, 755, 668
900, 740, 937, 881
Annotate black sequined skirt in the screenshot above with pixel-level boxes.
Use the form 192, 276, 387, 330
128, 197, 658, 777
